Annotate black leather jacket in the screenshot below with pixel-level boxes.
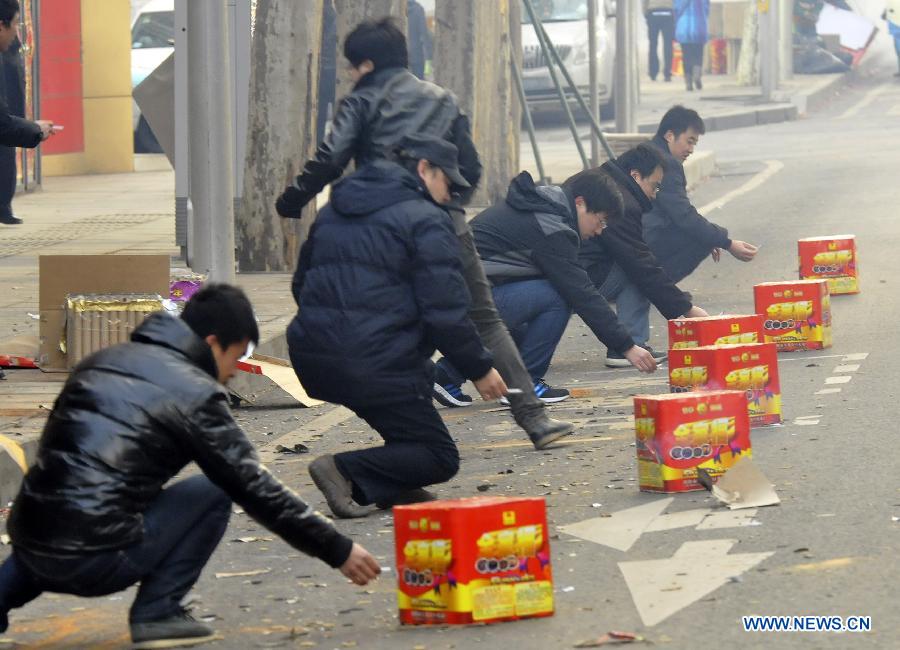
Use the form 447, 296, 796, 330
276, 67, 482, 216
7, 313, 353, 568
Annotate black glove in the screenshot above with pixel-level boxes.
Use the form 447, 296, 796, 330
275, 185, 306, 219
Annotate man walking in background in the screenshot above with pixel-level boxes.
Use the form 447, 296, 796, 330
644, 0, 675, 82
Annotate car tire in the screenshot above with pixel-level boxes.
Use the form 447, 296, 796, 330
134, 115, 163, 154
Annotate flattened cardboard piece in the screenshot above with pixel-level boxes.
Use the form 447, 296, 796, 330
232, 355, 322, 408
39, 255, 170, 372
709, 457, 780, 510
559, 498, 673, 552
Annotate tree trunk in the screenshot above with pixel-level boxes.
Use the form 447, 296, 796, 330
434, 0, 519, 207
236, 0, 323, 272
334, 0, 408, 101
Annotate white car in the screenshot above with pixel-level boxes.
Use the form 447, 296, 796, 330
131, 0, 174, 152
521, 0, 617, 118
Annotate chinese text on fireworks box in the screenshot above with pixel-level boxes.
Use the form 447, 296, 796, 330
668, 343, 782, 427
754, 280, 832, 351
634, 391, 751, 493
668, 314, 764, 350
394, 497, 553, 625
798, 235, 859, 295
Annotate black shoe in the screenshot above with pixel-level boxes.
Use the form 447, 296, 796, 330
376, 487, 437, 510
432, 365, 473, 408
606, 345, 667, 368
0, 214, 21, 225
308, 454, 375, 519
130, 610, 218, 649
528, 417, 575, 450
533, 379, 569, 403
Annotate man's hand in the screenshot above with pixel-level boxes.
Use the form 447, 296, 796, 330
623, 345, 657, 373
728, 240, 758, 262
685, 305, 709, 318
711, 248, 721, 262
473, 368, 508, 401
36, 120, 56, 141
275, 186, 306, 218
339, 543, 382, 586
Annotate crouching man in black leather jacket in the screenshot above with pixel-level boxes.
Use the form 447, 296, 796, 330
0, 285, 380, 649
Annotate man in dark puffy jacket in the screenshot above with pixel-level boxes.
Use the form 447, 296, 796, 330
276, 16, 573, 450
0, 285, 380, 648
288, 135, 507, 519
579, 143, 709, 367
435, 169, 659, 403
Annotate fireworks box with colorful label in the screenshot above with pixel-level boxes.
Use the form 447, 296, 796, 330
753, 280, 832, 351
798, 235, 859, 295
394, 497, 553, 625
668, 314, 765, 349
668, 343, 782, 426
634, 391, 751, 493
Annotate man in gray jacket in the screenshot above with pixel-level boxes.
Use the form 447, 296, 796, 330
644, 0, 675, 82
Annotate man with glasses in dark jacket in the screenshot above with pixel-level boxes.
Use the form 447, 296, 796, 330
276, 16, 573, 450
579, 143, 709, 367
0, 285, 380, 648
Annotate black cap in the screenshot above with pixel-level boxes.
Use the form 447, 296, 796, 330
395, 134, 470, 188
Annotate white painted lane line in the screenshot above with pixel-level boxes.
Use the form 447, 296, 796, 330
842, 353, 869, 361
834, 364, 860, 373
794, 419, 821, 426
697, 160, 784, 215
815, 388, 842, 395
779, 354, 846, 363
839, 85, 889, 119
825, 376, 853, 385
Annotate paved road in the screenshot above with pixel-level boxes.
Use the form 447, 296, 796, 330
3, 67, 900, 648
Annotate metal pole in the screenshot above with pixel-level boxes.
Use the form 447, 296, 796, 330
521, 0, 588, 169
615, 0, 635, 132
587, 0, 599, 166
188, 0, 236, 283
512, 58, 547, 184
759, 0, 778, 101
529, 8, 616, 161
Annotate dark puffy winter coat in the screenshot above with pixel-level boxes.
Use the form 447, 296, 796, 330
8, 313, 352, 568
287, 160, 492, 407
277, 66, 482, 215
579, 159, 693, 319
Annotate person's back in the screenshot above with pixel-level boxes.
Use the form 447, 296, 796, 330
276, 17, 481, 216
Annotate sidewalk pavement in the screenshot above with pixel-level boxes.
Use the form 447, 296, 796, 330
0, 67, 855, 504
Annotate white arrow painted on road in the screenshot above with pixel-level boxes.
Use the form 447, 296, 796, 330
619, 540, 774, 627
560, 500, 759, 551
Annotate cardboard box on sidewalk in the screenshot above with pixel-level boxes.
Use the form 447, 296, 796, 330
634, 391, 751, 493
753, 280, 832, 351
39, 255, 170, 371
668, 314, 764, 350
798, 235, 859, 295
668, 343, 782, 427
394, 497, 553, 625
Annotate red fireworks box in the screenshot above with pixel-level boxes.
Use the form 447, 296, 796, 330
394, 497, 554, 625
668, 343, 782, 427
798, 235, 859, 295
753, 280, 832, 351
668, 314, 765, 350
634, 391, 751, 493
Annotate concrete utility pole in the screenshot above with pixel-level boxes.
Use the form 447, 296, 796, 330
237, 0, 324, 272
588, 0, 600, 165
758, 0, 779, 101
187, 0, 236, 283
435, 0, 519, 205
615, 0, 636, 133
778, 0, 793, 81
334, 0, 407, 100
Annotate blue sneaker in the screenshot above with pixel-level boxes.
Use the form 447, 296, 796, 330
533, 379, 570, 403
432, 364, 473, 407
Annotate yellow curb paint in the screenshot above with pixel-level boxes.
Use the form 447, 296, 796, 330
0, 434, 27, 473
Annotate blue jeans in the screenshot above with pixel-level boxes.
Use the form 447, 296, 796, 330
1, 475, 231, 624
598, 263, 651, 347
437, 279, 571, 384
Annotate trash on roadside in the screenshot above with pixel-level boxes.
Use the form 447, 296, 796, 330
0, 534, 10, 545
275, 443, 310, 455
573, 630, 646, 647
214, 569, 271, 579
698, 457, 780, 510
232, 536, 273, 543
394, 496, 553, 625
0, 335, 39, 368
